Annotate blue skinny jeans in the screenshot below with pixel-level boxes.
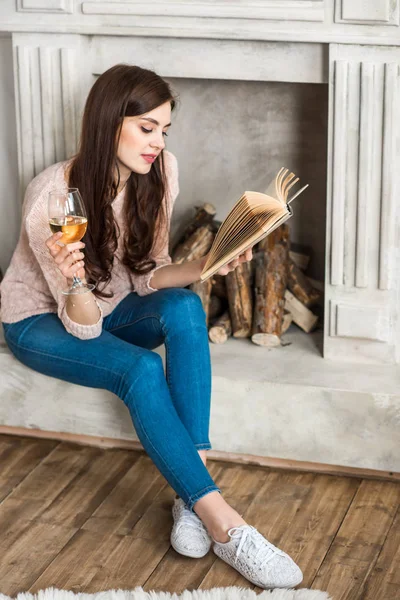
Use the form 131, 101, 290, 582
2, 287, 221, 511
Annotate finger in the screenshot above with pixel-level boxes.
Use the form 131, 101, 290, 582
245, 248, 253, 261
46, 232, 64, 254
58, 256, 85, 279
45, 231, 63, 248
65, 241, 86, 253
54, 244, 85, 265
63, 261, 85, 280
57, 249, 84, 272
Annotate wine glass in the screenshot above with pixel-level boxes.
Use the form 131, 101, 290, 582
48, 188, 95, 295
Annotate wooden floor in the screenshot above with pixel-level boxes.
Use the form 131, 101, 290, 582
0, 434, 399, 600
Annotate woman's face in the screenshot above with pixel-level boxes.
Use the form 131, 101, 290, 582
116, 101, 172, 178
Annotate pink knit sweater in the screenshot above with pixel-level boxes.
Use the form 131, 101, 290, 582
0, 150, 179, 340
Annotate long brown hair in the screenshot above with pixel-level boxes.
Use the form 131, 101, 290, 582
69, 64, 176, 298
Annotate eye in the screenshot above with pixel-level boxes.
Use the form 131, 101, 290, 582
141, 126, 168, 137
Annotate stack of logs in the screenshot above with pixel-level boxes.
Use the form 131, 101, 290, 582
171, 202, 323, 346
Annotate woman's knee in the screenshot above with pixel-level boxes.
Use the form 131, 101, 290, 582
160, 288, 206, 330
118, 350, 165, 396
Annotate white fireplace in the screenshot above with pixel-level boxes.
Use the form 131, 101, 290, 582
0, 1, 399, 472
2, 0, 400, 365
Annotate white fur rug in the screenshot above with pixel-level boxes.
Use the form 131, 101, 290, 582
0, 587, 331, 600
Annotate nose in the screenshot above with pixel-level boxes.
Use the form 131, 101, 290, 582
150, 130, 165, 151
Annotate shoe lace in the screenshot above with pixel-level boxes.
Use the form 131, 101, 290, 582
230, 527, 282, 566
178, 507, 207, 533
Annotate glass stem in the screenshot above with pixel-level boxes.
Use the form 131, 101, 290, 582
72, 275, 83, 288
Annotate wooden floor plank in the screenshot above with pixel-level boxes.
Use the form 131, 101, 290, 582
36, 447, 136, 528
0, 443, 102, 549
30, 530, 132, 593
29, 454, 175, 593
0, 435, 398, 600
361, 504, 400, 600
0, 436, 58, 502
276, 474, 360, 587
82, 454, 168, 536
1, 521, 78, 594
0, 445, 135, 596
63, 477, 185, 593
86, 535, 171, 592
311, 479, 400, 600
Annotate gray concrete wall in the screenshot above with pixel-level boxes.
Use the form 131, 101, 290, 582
166, 78, 328, 281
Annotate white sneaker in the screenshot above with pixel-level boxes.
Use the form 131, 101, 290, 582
212, 525, 303, 589
170, 498, 212, 558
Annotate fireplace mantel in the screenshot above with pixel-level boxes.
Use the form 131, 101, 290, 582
1, 0, 400, 365
1, 0, 400, 46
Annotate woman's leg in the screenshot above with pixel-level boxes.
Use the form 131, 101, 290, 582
102, 288, 247, 538
104, 288, 213, 455
2, 312, 220, 511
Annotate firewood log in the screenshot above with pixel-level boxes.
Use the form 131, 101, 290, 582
306, 276, 324, 293
211, 274, 227, 299
284, 290, 318, 333
172, 225, 215, 264
251, 224, 289, 347
226, 262, 253, 338
288, 242, 311, 271
287, 259, 321, 307
208, 295, 224, 321
282, 310, 293, 334
208, 311, 232, 344
190, 278, 213, 326
173, 203, 217, 250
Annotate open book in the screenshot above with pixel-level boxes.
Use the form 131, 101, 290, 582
199, 167, 308, 282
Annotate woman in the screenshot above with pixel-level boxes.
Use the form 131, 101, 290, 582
0, 64, 302, 590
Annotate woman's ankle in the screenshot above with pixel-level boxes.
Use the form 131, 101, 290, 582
193, 491, 247, 541
208, 517, 247, 543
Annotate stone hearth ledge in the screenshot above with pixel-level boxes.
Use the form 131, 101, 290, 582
1, 328, 399, 473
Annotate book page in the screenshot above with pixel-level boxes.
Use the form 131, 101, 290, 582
201, 205, 290, 281
199, 168, 306, 281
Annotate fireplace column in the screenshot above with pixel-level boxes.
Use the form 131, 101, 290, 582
325, 44, 400, 364
11, 33, 90, 194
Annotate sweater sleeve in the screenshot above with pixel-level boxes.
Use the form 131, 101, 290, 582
26, 192, 103, 340
133, 150, 179, 296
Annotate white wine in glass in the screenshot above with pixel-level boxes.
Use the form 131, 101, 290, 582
48, 188, 95, 295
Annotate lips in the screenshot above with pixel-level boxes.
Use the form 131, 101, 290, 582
142, 154, 157, 164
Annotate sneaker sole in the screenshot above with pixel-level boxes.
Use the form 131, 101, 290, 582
226, 568, 303, 590
254, 573, 304, 589
171, 537, 211, 559
213, 549, 303, 589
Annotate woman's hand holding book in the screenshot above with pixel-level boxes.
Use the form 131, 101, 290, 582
200, 247, 253, 277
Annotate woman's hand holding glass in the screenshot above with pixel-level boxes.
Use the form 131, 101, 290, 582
48, 188, 95, 295
45, 232, 87, 285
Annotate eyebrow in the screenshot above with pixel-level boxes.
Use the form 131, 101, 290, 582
141, 117, 171, 128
